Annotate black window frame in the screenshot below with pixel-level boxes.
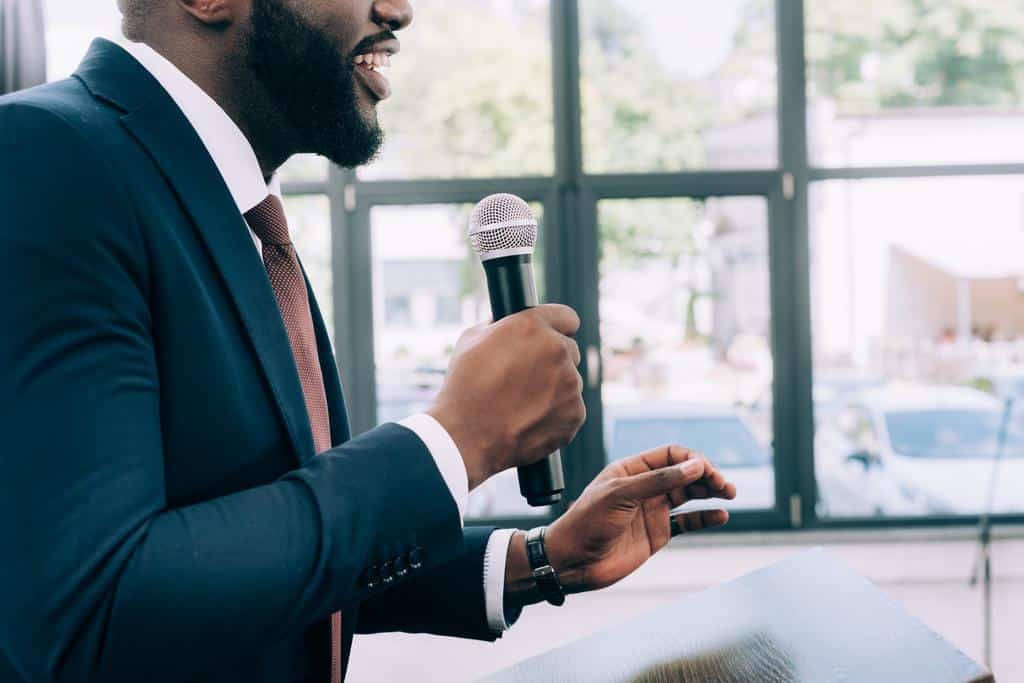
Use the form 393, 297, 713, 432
279, 0, 1024, 533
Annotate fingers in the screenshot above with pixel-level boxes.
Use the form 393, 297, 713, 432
670, 447, 734, 498
690, 480, 738, 501
611, 445, 737, 503
670, 509, 729, 537
564, 336, 581, 366
615, 458, 707, 500
621, 444, 702, 477
664, 446, 736, 501
672, 478, 737, 505
532, 304, 581, 337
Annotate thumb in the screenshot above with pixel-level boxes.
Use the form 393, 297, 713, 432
615, 459, 706, 502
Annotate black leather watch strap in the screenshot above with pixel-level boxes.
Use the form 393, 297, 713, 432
525, 526, 566, 607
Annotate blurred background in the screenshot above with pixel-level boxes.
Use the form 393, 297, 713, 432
22, 0, 1024, 679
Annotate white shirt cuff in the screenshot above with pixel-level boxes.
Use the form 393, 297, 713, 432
483, 528, 518, 633
397, 413, 468, 526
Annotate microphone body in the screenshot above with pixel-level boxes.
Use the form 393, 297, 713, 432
484, 255, 538, 320
483, 254, 565, 506
468, 193, 565, 507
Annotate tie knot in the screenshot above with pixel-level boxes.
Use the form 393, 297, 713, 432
245, 194, 291, 246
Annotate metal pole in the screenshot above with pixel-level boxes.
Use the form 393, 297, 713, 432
983, 541, 991, 668
774, 0, 816, 527
970, 396, 1011, 670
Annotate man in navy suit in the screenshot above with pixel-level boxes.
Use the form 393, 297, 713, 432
0, 1, 737, 681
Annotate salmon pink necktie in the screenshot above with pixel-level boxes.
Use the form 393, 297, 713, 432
245, 194, 342, 683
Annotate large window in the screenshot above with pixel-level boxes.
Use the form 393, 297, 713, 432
805, 0, 1024, 528
361, 0, 554, 180
41, 1, 1023, 530
810, 177, 1024, 518
806, 0, 1024, 167
598, 197, 774, 512
579, 0, 777, 173
370, 203, 548, 519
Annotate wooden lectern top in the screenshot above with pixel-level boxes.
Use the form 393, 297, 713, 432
483, 548, 993, 683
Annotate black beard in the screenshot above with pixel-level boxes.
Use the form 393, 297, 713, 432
245, 0, 383, 168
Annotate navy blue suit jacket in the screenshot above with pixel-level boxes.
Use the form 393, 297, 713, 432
0, 39, 498, 683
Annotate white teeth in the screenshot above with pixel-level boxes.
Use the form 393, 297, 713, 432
354, 52, 393, 72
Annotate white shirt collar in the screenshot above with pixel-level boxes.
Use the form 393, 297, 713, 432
121, 41, 280, 213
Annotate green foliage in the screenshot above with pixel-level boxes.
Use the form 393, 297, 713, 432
578, 0, 710, 173
380, 0, 777, 179
578, 0, 769, 264
598, 198, 712, 340
377, 0, 1023, 285
598, 198, 703, 269
805, 0, 1024, 111
378, 0, 554, 178
381, 0, 1024, 175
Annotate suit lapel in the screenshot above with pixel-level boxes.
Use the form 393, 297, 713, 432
76, 40, 317, 465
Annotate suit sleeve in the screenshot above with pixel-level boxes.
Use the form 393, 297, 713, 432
0, 103, 462, 682
356, 526, 502, 641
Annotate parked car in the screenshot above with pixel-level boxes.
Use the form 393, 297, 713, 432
975, 369, 1024, 403
813, 372, 885, 422
747, 371, 883, 434
604, 403, 774, 511
815, 385, 1024, 516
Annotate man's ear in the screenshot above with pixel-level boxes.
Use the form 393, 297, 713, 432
176, 0, 240, 27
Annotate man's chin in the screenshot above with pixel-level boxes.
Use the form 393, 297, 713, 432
356, 97, 380, 126
312, 124, 383, 169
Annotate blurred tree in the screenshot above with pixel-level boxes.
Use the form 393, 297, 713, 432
578, 0, 711, 173
365, 0, 1024, 180
805, 0, 1024, 111
374, 0, 554, 179
375, 0, 767, 178
373, 0, 774, 343
379, 0, 1024, 337
580, 0, 772, 343
598, 198, 713, 342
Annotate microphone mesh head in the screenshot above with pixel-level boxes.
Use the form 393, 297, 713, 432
468, 193, 538, 260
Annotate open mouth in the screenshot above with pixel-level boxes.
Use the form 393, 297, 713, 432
353, 45, 397, 101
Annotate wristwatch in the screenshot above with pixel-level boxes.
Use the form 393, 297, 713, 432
525, 526, 566, 607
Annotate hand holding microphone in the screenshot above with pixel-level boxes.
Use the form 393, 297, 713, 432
427, 195, 737, 609
427, 195, 580, 503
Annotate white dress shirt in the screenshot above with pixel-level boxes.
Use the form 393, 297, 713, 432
121, 41, 515, 632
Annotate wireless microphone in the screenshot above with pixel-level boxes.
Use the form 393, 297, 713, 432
468, 193, 566, 506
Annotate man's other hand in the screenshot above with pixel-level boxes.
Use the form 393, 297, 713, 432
542, 445, 737, 593
427, 304, 585, 489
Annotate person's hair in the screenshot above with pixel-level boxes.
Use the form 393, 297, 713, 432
117, 0, 155, 41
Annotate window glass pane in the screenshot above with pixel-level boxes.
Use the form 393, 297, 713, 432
279, 155, 329, 184
283, 196, 333, 342
810, 177, 1024, 518
580, 0, 778, 174
806, 1, 1024, 166
371, 204, 547, 519
43, 0, 124, 82
360, 0, 554, 180
599, 197, 775, 512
